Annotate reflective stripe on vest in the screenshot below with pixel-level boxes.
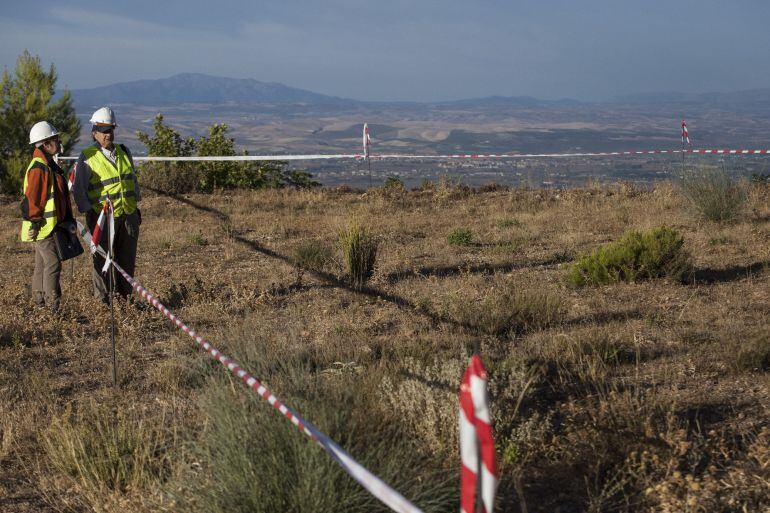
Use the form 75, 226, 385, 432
20, 157, 57, 242
82, 145, 137, 217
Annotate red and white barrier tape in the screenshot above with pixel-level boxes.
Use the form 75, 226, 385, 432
459, 356, 498, 513
76, 221, 424, 513
58, 147, 770, 162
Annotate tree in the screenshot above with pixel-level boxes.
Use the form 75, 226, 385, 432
136, 115, 318, 193
136, 113, 196, 157
195, 123, 290, 191
136, 113, 199, 193
0, 51, 80, 194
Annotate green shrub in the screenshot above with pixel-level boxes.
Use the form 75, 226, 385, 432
383, 175, 406, 191
496, 218, 523, 229
189, 231, 208, 246
447, 227, 474, 246
137, 115, 318, 192
567, 226, 691, 286
339, 222, 378, 290
678, 165, 747, 222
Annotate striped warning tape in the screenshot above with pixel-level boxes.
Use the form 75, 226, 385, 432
76, 222, 424, 513
57, 148, 770, 162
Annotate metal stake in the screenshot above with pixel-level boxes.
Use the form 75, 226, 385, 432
109, 220, 117, 387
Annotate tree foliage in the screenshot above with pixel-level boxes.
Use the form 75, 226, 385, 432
136, 113, 195, 157
0, 51, 80, 194
137, 115, 319, 192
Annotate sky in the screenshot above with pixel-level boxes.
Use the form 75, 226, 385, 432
2, 0, 770, 102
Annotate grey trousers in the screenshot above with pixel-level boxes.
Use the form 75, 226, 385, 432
31, 237, 62, 310
87, 210, 140, 303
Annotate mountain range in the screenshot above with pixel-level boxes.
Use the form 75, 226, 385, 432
68, 72, 770, 111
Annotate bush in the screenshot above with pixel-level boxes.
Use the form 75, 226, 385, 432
678, 165, 747, 222
187, 380, 455, 513
383, 175, 406, 191
460, 280, 563, 336
724, 326, 770, 372
138, 162, 205, 194
177, 318, 456, 513
339, 222, 378, 290
447, 227, 474, 246
294, 240, 332, 270
567, 226, 692, 286
137, 115, 319, 192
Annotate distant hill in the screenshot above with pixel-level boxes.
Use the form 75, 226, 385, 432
69, 73, 586, 110
71, 73, 353, 107
613, 88, 770, 112
69, 72, 770, 113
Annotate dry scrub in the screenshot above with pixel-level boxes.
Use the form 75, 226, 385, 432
0, 178, 768, 512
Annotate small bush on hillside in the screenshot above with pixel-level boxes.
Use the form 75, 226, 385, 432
294, 240, 332, 270
448, 227, 474, 246
137, 115, 318, 192
678, 165, 747, 222
450, 278, 563, 337
724, 326, 770, 372
417, 179, 435, 191
567, 226, 691, 286
339, 221, 378, 290
435, 176, 472, 202
474, 284, 562, 336
383, 175, 406, 191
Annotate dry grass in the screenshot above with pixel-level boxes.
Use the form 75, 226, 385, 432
0, 179, 768, 512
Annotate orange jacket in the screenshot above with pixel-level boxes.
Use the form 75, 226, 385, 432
24, 148, 73, 223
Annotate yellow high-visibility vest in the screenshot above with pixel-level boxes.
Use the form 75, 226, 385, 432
82, 145, 137, 217
20, 157, 56, 242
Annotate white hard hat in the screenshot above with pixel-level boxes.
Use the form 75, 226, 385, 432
89, 106, 117, 127
29, 121, 59, 145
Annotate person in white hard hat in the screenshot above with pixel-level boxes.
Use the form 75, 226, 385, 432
20, 121, 76, 311
71, 107, 142, 303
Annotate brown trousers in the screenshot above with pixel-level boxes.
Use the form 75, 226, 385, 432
86, 210, 140, 303
31, 237, 62, 310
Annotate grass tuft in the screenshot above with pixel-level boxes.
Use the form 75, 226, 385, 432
40, 399, 177, 508
293, 240, 332, 270
447, 227, 474, 246
454, 278, 563, 336
339, 221, 379, 290
678, 165, 747, 222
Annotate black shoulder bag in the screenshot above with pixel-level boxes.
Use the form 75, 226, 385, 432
52, 221, 84, 261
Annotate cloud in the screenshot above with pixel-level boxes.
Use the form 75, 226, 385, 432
3, 1, 770, 101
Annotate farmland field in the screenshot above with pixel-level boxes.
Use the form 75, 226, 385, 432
0, 178, 768, 512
